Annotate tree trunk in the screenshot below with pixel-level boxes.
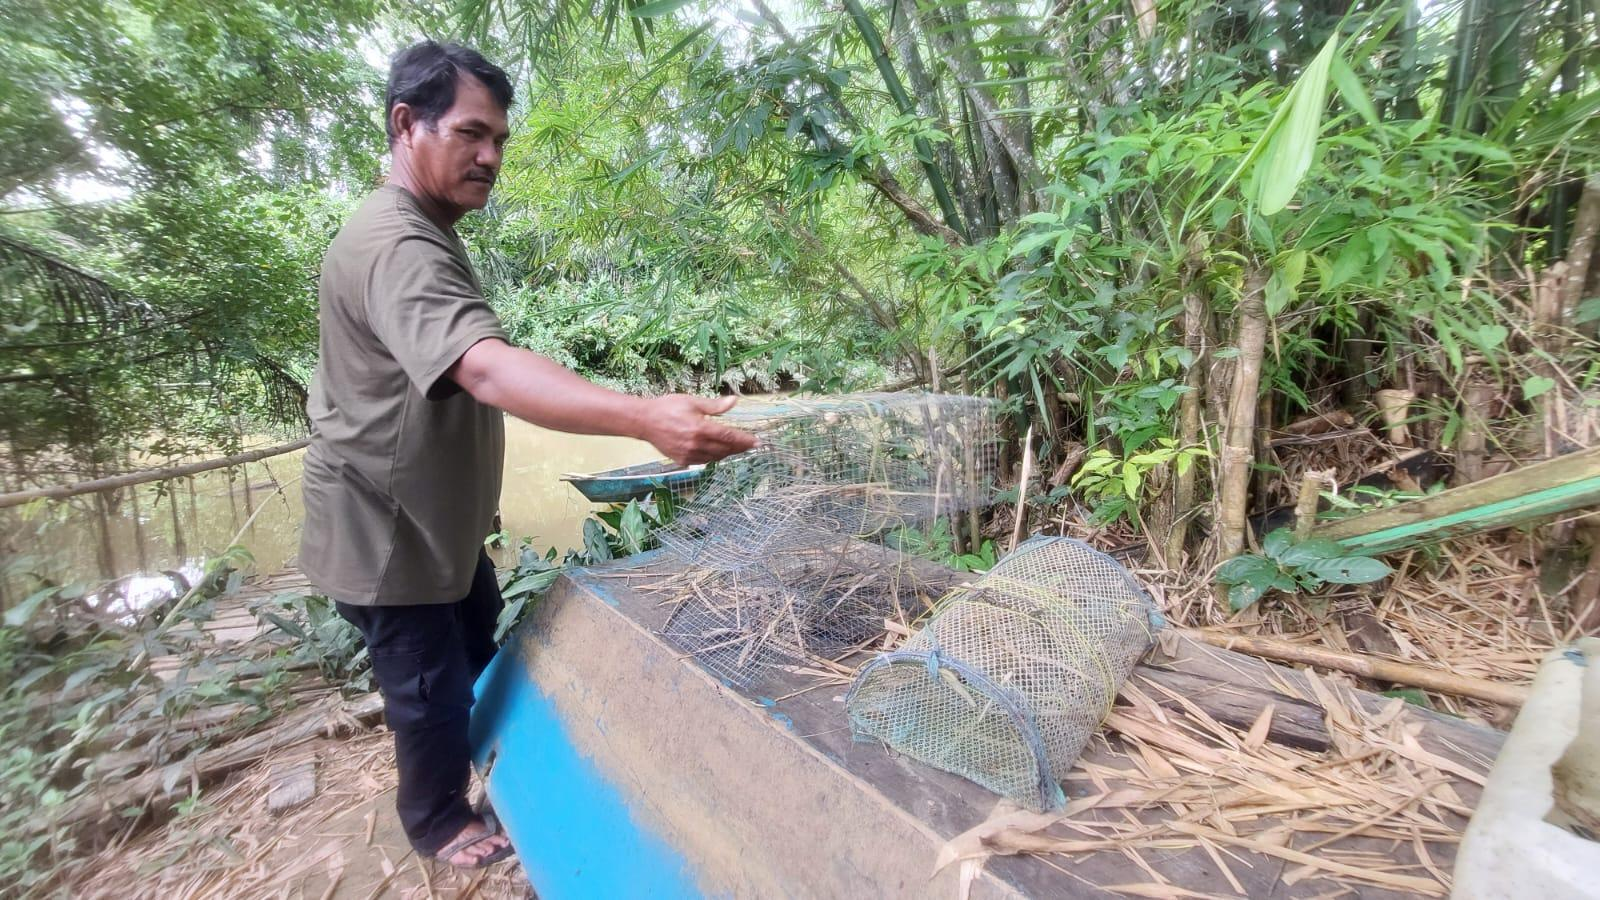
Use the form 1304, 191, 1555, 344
1216, 269, 1271, 563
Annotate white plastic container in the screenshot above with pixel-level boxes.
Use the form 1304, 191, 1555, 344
1453, 646, 1600, 899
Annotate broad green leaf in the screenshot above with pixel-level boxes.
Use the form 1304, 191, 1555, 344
1217, 554, 1279, 584
1474, 325, 1508, 349
503, 568, 561, 598
1252, 35, 1339, 215
1522, 376, 1556, 400
1228, 581, 1268, 611
1382, 687, 1433, 708
1262, 528, 1294, 559
1305, 556, 1394, 584
583, 518, 613, 561
1277, 537, 1347, 567
1328, 232, 1369, 289
1266, 250, 1308, 317
620, 500, 648, 554
261, 611, 306, 639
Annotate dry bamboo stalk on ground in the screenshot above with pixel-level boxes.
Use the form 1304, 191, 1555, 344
62, 692, 383, 845
1186, 629, 1529, 707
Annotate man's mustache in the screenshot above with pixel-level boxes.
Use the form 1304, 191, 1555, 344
466, 169, 496, 184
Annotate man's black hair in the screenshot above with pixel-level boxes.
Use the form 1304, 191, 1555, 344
385, 41, 513, 144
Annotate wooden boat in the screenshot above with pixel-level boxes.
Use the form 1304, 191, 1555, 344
560, 459, 706, 503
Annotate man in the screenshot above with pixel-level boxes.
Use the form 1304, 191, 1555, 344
299, 41, 756, 869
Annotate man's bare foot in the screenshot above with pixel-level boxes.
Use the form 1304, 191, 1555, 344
436, 816, 513, 867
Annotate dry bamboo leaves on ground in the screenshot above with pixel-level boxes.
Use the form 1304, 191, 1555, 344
935, 659, 1487, 897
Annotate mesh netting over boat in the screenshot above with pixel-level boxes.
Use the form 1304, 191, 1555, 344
649, 392, 1001, 685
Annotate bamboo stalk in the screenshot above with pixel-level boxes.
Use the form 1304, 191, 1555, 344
1008, 425, 1036, 553
1532, 265, 1569, 458
1167, 273, 1209, 565
1573, 522, 1600, 632
0, 438, 309, 509
1187, 630, 1529, 707
1293, 470, 1330, 539
839, 0, 968, 240
1564, 175, 1600, 337
1374, 389, 1416, 446
1454, 376, 1498, 486
1216, 270, 1270, 563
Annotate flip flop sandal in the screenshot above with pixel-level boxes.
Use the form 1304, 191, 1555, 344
434, 813, 514, 869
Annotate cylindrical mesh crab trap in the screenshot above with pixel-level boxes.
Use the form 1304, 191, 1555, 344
845, 536, 1163, 811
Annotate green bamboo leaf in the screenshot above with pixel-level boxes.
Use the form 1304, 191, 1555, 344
3, 587, 55, 628
629, 0, 692, 18
1252, 34, 1339, 215
1329, 55, 1380, 127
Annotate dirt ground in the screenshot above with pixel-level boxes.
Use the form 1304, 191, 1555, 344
75, 726, 534, 899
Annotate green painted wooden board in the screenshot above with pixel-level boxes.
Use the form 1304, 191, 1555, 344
1314, 445, 1600, 554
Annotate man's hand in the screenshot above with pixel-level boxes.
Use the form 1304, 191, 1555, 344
448, 338, 756, 462
640, 394, 758, 466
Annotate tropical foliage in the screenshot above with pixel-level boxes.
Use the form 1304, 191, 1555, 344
4, 0, 1598, 552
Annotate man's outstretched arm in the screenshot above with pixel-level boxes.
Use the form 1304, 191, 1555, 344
446, 337, 757, 465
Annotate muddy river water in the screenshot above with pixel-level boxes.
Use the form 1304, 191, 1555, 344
2, 418, 658, 603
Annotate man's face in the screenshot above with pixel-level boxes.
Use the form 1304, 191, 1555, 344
395, 73, 509, 215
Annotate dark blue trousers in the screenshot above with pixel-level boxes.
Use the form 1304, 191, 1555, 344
336, 550, 503, 855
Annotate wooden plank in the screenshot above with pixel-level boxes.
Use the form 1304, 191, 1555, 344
1159, 634, 1505, 768
1314, 444, 1600, 553
1129, 665, 1332, 752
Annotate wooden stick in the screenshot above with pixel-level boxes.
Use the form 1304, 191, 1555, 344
1009, 424, 1035, 554
1573, 521, 1600, 633
0, 438, 309, 509
1185, 629, 1529, 707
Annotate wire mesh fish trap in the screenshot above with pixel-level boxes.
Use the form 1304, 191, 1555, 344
650, 392, 1000, 685
657, 392, 1000, 572
653, 544, 945, 685
844, 536, 1163, 811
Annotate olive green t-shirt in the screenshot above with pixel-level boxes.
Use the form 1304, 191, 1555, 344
299, 184, 507, 606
